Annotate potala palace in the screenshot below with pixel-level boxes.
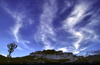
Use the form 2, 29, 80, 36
30, 49, 78, 60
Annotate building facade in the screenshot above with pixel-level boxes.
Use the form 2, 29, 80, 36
30, 50, 74, 60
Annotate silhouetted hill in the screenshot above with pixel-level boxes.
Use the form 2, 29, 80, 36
1, 54, 100, 65
0, 55, 6, 58
86, 54, 100, 63
0, 55, 8, 64
0, 55, 27, 64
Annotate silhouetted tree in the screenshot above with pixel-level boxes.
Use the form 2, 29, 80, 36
7, 42, 17, 58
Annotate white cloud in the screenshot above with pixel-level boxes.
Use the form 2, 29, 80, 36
62, 1, 93, 54
20, 40, 30, 49
74, 32, 83, 50
42, 34, 54, 50
35, 0, 57, 49
63, 1, 91, 28
73, 51, 79, 54
2, 4, 31, 49
57, 47, 67, 52
11, 14, 31, 49
13, 16, 23, 43
61, 0, 100, 55
80, 47, 87, 51
60, 0, 73, 14
17, 46, 23, 50
3, 6, 24, 43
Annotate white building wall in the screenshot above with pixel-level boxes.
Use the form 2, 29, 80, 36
30, 54, 44, 57
30, 53, 73, 60
45, 54, 61, 59
67, 54, 73, 60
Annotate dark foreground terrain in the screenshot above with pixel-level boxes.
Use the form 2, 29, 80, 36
0, 55, 100, 65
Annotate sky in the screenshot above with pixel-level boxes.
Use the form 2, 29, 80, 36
0, 0, 100, 57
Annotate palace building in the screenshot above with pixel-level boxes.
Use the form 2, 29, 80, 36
30, 49, 74, 60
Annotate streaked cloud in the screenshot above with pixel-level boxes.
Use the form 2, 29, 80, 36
62, 0, 95, 54
13, 15, 23, 43
0, 0, 100, 57
57, 47, 67, 52
80, 47, 87, 51
17, 46, 23, 50
2, 4, 31, 49
35, 0, 57, 50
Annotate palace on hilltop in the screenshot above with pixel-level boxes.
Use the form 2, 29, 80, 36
29, 49, 77, 60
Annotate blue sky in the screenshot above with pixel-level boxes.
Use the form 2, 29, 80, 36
0, 0, 100, 57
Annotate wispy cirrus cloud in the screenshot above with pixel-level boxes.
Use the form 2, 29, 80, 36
60, 0, 100, 55
60, 0, 74, 14
1, 0, 100, 56
34, 0, 99, 54
1, 3, 31, 49
17, 46, 23, 50
35, 0, 57, 50
62, 0, 95, 54
12, 15, 23, 43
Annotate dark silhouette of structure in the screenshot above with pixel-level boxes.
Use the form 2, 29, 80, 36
7, 42, 17, 58
30, 49, 73, 60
